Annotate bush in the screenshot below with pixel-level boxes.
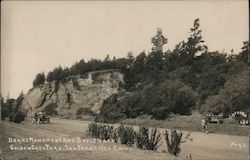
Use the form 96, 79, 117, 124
99, 125, 118, 141
88, 122, 100, 138
95, 112, 126, 123
13, 111, 25, 123
54, 80, 60, 92
43, 103, 58, 115
1, 105, 8, 120
135, 126, 162, 150
33, 72, 45, 87
165, 129, 184, 156
151, 107, 169, 120
73, 79, 81, 91
76, 107, 96, 116
87, 122, 118, 142
117, 125, 135, 145
147, 128, 162, 150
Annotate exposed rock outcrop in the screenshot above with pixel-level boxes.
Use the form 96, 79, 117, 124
20, 70, 124, 118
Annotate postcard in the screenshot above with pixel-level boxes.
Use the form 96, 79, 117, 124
1, 1, 249, 160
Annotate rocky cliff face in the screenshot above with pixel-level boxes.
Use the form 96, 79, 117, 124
20, 70, 123, 118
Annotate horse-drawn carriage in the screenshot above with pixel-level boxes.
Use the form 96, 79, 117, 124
32, 112, 50, 124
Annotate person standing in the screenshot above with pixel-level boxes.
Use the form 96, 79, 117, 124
201, 118, 208, 133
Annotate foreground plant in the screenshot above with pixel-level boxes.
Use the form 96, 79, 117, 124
165, 129, 192, 156
87, 122, 118, 142
135, 126, 162, 150
117, 124, 136, 145
87, 122, 100, 138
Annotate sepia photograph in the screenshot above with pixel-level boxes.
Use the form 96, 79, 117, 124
0, 1, 249, 160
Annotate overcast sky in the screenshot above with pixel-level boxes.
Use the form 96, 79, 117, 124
1, 1, 249, 99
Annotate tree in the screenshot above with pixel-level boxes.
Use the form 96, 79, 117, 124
144, 51, 164, 79
87, 59, 103, 71
46, 66, 65, 82
200, 70, 249, 114
172, 18, 207, 66
237, 41, 249, 64
143, 80, 197, 118
1, 96, 8, 119
33, 72, 45, 87
76, 59, 87, 74
16, 91, 24, 108
103, 54, 111, 69
132, 51, 146, 74
6, 98, 16, 121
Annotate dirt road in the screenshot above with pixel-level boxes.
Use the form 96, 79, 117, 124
0, 118, 248, 160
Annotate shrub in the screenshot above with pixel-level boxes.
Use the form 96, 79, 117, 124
88, 122, 100, 138
146, 128, 162, 150
54, 80, 60, 92
99, 125, 118, 141
165, 129, 192, 156
33, 72, 45, 87
95, 112, 126, 123
9, 114, 14, 122
135, 126, 147, 149
13, 111, 25, 123
151, 107, 169, 120
76, 107, 96, 116
117, 125, 135, 145
135, 126, 162, 150
73, 79, 81, 91
87, 122, 118, 142
43, 103, 58, 115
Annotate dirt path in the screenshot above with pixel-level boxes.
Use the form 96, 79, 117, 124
0, 118, 248, 160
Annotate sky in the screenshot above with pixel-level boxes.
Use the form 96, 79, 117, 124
1, 0, 249, 99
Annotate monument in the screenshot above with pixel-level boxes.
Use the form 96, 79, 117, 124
151, 28, 168, 52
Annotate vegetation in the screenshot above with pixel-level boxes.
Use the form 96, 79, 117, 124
135, 126, 162, 150
117, 125, 135, 145
12, 111, 26, 123
165, 129, 192, 156
88, 123, 162, 151
87, 122, 100, 138
76, 107, 97, 116
43, 103, 58, 115
1, 97, 8, 120
1, 92, 26, 123
33, 72, 45, 87
72, 79, 81, 91
96, 19, 249, 122
87, 122, 118, 141
28, 18, 249, 122
165, 129, 183, 156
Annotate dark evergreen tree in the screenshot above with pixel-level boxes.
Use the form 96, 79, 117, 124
33, 72, 45, 87
237, 41, 249, 64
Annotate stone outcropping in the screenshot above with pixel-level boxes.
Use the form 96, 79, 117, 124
20, 70, 123, 118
